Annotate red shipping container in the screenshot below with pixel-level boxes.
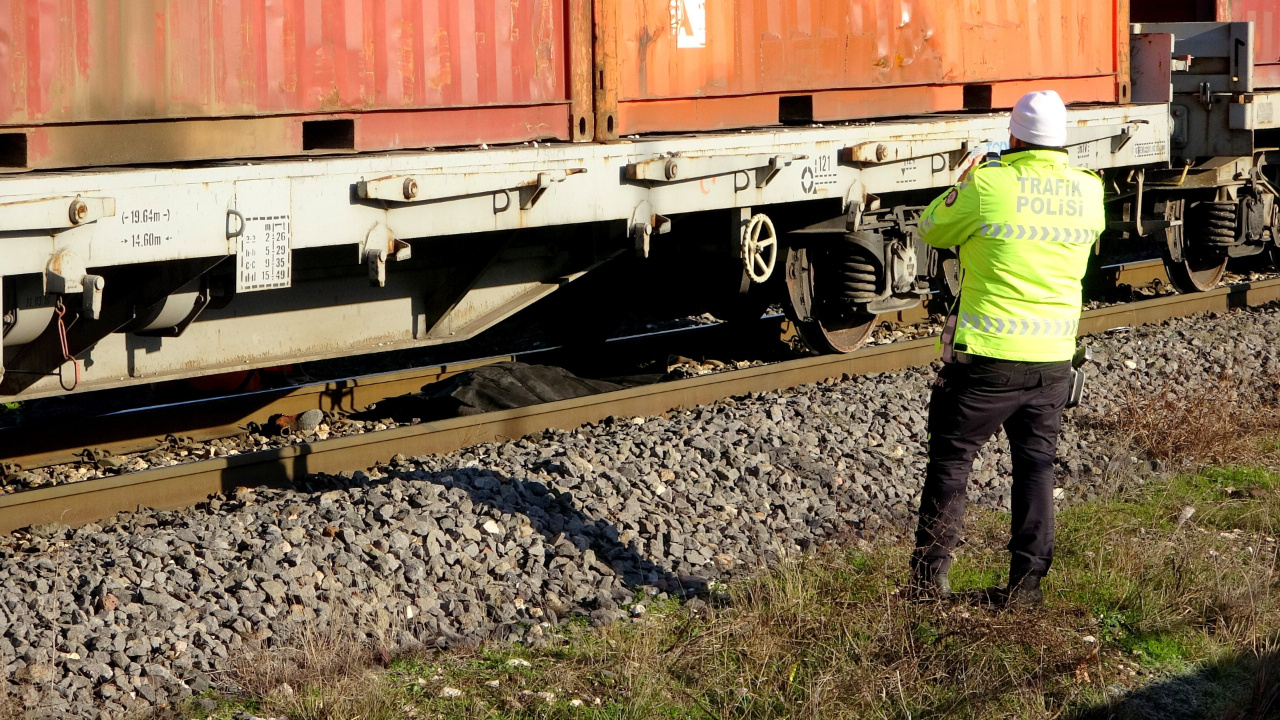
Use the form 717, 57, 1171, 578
1220, 0, 1279, 88
0, 0, 594, 169
593, 0, 1130, 139
1133, 0, 1280, 87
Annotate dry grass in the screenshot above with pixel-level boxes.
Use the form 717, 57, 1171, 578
231, 624, 373, 698
0, 694, 21, 720
203, 460, 1273, 719
223, 622, 405, 720
652, 550, 1092, 719
187, 461, 1280, 719
1099, 370, 1280, 469
180, 449, 1280, 720
329, 466, 1279, 720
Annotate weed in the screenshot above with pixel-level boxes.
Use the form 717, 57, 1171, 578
0, 692, 21, 720
230, 623, 374, 699
226, 619, 409, 720
175, 692, 258, 720
1097, 371, 1280, 469
1120, 633, 1189, 668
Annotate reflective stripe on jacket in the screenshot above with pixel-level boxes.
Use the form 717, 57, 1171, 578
918, 148, 1105, 362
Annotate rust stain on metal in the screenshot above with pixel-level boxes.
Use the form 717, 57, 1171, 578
592, 0, 620, 140
568, 0, 595, 140
533, 0, 558, 81
428, 28, 452, 91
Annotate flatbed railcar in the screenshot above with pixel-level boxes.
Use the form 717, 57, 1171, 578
0, 0, 1277, 403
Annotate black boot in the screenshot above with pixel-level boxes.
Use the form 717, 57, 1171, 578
905, 566, 952, 601
982, 574, 1043, 608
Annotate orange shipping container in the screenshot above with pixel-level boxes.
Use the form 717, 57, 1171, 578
593, 0, 1130, 138
0, 0, 595, 169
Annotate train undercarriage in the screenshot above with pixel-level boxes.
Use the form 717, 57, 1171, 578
3, 22, 1280, 402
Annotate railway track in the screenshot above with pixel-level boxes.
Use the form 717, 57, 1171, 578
0, 257, 1233, 472
2, 276, 1278, 535
0, 317, 784, 473
0, 358, 509, 472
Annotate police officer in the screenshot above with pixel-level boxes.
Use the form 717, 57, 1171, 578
909, 90, 1105, 605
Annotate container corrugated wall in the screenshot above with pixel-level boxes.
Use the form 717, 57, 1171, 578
0, 0, 1132, 166
595, 0, 1127, 138
0, 0, 594, 168
0, 0, 568, 122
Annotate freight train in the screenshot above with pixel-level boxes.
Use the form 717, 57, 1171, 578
0, 0, 1276, 400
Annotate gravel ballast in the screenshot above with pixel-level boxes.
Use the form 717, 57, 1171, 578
2, 305, 1279, 718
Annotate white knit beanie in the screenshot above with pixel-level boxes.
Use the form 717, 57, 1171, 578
1009, 90, 1068, 147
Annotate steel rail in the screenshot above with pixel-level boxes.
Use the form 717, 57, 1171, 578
1104, 259, 1169, 288
0, 318, 778, 471
0, 358, 510, 471
2, 277, 1278, 534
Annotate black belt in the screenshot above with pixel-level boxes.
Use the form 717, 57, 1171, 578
960, 353, 1072, 373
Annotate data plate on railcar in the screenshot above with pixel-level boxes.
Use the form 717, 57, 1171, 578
234, 181, 292, 293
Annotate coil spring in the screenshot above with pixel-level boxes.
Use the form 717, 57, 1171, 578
832, 238, 879, 303
1195, 201, 1239, 247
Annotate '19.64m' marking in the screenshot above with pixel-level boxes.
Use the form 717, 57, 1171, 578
122, 208, 171, 224
120, 205, 175, 247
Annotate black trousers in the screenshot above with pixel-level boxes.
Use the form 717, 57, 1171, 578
912, 356, 1072, 580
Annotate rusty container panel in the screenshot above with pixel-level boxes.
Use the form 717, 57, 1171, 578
1227, 0, 1280, 87
596, 0, 1126, 138
0, 0, 592, 168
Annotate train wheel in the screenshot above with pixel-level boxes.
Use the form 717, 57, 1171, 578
1162, 251, 1228, 293
1157, 198, 1228, 293
783, 245, 876, 354
792, 312, 876, 354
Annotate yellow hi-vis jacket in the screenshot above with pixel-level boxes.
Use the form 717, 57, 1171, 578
918, 148, 1105, 362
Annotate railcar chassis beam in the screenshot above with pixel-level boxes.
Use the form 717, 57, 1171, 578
0, 105, 1171, 399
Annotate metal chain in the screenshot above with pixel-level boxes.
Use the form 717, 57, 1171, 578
54, 298, 81, 392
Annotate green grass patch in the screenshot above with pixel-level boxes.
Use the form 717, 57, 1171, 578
175, 692, 260, 720
1119, 633, 1192, 669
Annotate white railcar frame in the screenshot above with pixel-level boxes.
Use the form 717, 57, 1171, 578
0, 104, 1171, 399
